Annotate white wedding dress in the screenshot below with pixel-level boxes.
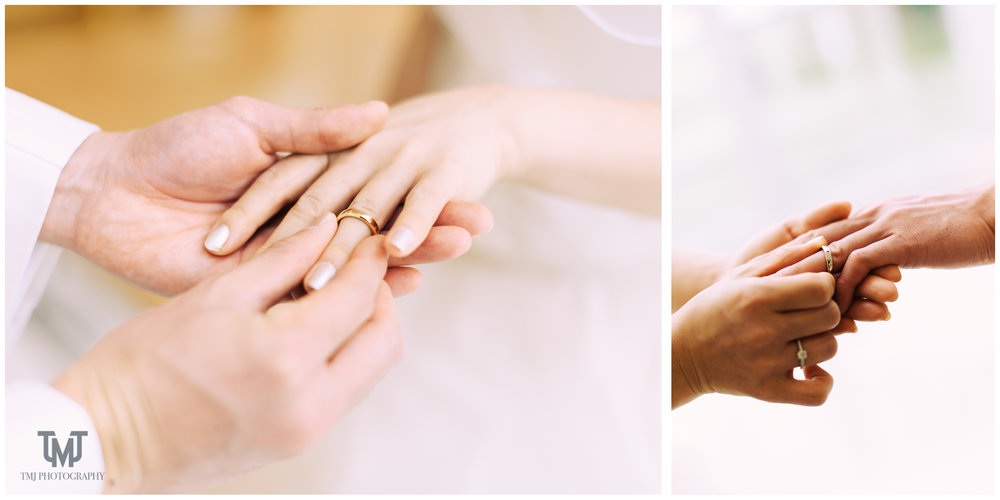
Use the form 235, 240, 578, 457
213, 6, 661, 493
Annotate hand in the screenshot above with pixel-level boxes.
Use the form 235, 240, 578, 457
39, 96, 492, 296
204, 86, 659, 292
51, 214, 402, 493
672, 238, 842, 408
674, 201, 901, 327
202, 86, 514, 291
778, 184, 995, 312
723, 202, 902, 331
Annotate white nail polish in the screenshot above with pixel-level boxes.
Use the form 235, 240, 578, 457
204, 224, 230, 252
389, 227, 416, 253
305, 262, 336, 291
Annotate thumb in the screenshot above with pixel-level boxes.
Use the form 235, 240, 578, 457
778, 364, 834, 406
220, 96, 389, 154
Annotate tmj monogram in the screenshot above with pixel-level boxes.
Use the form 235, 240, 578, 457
37, 431, 88, 467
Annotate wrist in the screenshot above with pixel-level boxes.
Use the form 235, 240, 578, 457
40, 130, 120, 251
489, 85, 532, 181
671, 310, 711, 409
52, 363, 144, 494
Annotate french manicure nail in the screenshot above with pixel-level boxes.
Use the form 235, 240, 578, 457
388, 227, 416, 254
305, 262, 336, 291
204, 224, 230, 253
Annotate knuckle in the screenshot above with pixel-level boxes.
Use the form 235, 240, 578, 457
294, 192, 328, 219
780, 219, 799, 240
261, 347, 306, 389
394, 139, 429, 165
734, 282, 766, 312
825, 336, 839, 360
827, 241, 846, 264
805, 390, 830, 406
225, 203, 251, 224
324, 242, 354, 266
822, 301, 842, 327
349, 197, 381, 220
255, 164, 285, 186
221, 95, 255, 110
845, 248, 869, 267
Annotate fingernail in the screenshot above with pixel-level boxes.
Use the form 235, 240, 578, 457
388, 227, 416, 254
883, 311, 891, 321
850, 324, 859, 333
806, 236, 827, 248
305, 262, 336, 291
312, 212, 335, 227
204, 224, 230, 253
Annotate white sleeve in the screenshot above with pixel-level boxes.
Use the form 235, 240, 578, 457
4, 90, 105, 493
5, 381, 106, 493
4, 88, 99, 347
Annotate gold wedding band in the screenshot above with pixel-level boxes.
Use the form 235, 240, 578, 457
337, 208, 380, 236
821, 245, 833, 273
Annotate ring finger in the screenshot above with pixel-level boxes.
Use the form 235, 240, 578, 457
304, 167, 419, 291
784, 331, 838, 370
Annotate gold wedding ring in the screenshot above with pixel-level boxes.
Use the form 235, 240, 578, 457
337, 208, 380, 236
821, 245, 834, 273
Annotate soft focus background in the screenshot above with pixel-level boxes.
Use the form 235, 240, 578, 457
673, 5, 994, 494
6, 5, 661, 493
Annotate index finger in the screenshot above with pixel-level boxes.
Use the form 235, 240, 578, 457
288, 236, 389, 354
756, 272, 836, 311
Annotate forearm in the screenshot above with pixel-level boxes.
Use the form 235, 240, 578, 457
671, 251, 727, 312
500, 86, 660, 215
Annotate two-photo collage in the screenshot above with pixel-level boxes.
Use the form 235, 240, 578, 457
4, 4, 996, 496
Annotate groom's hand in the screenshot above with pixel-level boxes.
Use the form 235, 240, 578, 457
778, 185, 994, 312
39, 96, 492, 296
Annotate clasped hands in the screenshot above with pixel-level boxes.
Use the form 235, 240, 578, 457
672, 185, 995, 409
41, 93, 509, 492
672, 202, 899, 409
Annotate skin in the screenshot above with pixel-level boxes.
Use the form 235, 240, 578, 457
52, 221, 402, 493
777, 184, 995, 312
203, 85, 660, 292
39, 96, 494, 298
673, 239, 846, 408
673, 201, 902, 329
671, 201, 908, 409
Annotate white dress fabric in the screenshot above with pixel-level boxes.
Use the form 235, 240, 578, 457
214, 6, 661, 494
5, 88, 106, 493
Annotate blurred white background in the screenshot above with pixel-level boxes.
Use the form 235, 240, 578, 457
672, 5, 994, 494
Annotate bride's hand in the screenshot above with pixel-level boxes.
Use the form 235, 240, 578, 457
673, 237, 841, 408
203, 86, 515, 290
